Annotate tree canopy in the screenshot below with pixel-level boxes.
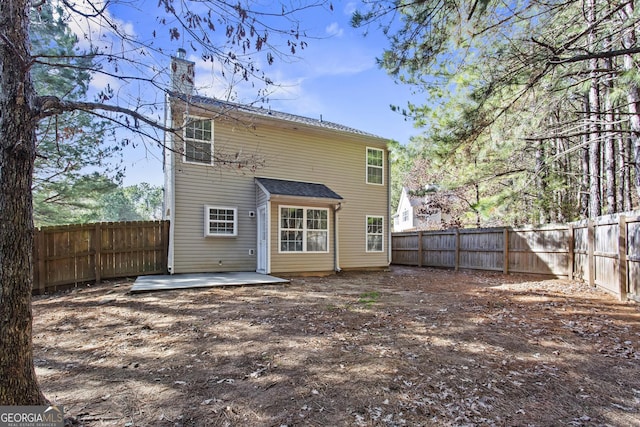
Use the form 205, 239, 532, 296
30, 2, 125, 226
355, 0, 640, 226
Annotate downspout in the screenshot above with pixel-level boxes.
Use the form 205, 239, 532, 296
387, 151, 392, 266
163, 92, 176, 274
333, 202, 342, 272
266, 199, 272, 274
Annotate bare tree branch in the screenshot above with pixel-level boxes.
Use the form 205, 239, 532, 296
549, 46, 640, 64
34, 96, 170, 130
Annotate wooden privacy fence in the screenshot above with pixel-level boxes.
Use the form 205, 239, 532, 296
33, 220, 169, 294
391, 211, 640, 301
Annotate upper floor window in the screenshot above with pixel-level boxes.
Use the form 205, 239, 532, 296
366, 147, 384, 185
184, 117, 213, 164
204, 206, 237, 237
402, 209, 409, 222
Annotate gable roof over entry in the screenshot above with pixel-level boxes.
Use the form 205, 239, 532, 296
256, 178, 343, 202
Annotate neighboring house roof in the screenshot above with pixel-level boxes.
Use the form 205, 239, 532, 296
256, 177, 343, 201
403, 185, 441, 208
170, 92, 388, 140
400, 187, 423, 208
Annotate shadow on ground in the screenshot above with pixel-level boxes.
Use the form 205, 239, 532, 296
33, 266, 640, 426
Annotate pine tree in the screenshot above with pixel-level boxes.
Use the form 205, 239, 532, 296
355, 0, 640, 224
30, 3, 122, 226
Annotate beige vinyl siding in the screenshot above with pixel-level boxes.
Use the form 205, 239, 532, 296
172, 107, 389, 273
173, 168, 257, 272
172, 111, 259, 273
256, 185, 268, 207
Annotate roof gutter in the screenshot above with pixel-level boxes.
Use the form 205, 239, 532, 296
268, 194, 343, 206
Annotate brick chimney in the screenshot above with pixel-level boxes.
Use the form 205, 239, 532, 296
171, 48, 195, 95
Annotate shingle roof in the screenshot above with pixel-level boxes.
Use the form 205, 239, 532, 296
404, 185, 441, 207
172, 92, 387, 140
256, 178, 343, 200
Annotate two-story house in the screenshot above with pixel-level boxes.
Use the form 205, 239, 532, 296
163, 51, 390, 275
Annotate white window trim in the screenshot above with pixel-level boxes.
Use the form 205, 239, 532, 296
366, 215, 384, 253
183, 115, 214, 166
278, 206, 330, 253
366, 146, 384, 185
204, 205, 238, 237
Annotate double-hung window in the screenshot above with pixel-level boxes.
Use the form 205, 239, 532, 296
280, 207, 328, 252
184, 117, 213, 164
205, 206, 237, 237
366, 215, 384, 252
366, 147, 384, 185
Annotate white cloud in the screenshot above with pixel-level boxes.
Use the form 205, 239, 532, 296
55, 0, 136, 51
184, 51, 325, 117
191, 56, 232, 99
325, 22, 344, 37
343, 2, 358, 16
88, 71, 121, 92
301, 43, 376, 78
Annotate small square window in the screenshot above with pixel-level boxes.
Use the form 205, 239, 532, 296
205, 206, 237, 237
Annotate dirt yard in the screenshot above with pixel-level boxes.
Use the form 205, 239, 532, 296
33, 267, 639, 427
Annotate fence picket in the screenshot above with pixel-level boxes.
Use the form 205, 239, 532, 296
391, 210, 639, 301
32, 220, 169, 295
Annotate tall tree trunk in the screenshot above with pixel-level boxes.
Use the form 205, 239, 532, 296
534, 138, 549, 223
555, 134, 568, 222
474, 183, 481, 228
603, 39, 616, 214
625, 136, 634, 210
587, 0, 601, 218
554, 106, 570, 221
617, 115, 629, 211
580, 95, 591, 218
622, 0, 640, 201
0, 0, 47, 405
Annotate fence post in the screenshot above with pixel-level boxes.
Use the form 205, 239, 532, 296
567, 224, 574, 280
94, 223, 102, 284
417, 231, 423, 267
619, 215, 627, 300
454, 228, 460, 271
588, 219, 595, 287
503, 228, 509, 274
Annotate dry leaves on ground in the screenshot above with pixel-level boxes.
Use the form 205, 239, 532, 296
33, 267, 640, 426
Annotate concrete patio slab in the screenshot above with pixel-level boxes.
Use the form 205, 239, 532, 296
131, 272, 289, 293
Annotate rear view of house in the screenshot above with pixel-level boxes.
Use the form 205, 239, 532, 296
163, 52, 390, 275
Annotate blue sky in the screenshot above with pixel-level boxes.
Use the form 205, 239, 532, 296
78, 1, 423, 186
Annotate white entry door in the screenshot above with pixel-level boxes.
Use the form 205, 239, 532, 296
257, 205, 268, 273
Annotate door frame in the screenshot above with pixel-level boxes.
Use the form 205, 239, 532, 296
256, 204, 268, 273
